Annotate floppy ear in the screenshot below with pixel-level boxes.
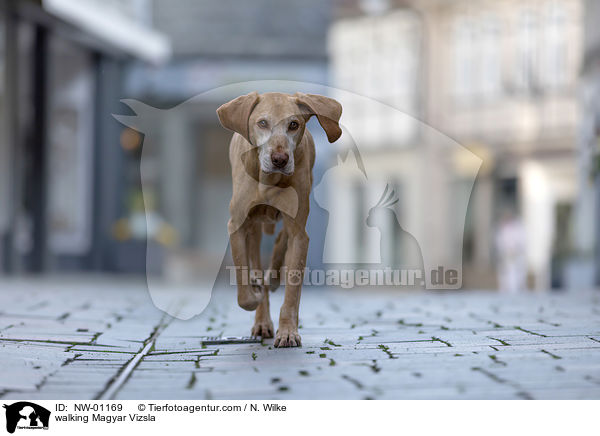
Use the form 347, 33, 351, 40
216, 91, 260, 144
295, 93, 342, 143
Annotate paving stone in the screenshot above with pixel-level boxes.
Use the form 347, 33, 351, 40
0, 278, 599, 399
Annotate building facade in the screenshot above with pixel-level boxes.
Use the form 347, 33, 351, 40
580, 0, 600, 286
327, 0, 584, 290
0, 0, 169, 274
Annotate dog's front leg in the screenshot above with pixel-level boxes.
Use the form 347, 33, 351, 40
274, 226, 308, 348
230, 226, 263, 311
247, 223, 274, 338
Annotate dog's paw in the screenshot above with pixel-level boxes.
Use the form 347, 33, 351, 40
274, 329, 302, 348
251, 320, 274, 339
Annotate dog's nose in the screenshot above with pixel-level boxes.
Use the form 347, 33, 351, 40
271, 152, 289, 169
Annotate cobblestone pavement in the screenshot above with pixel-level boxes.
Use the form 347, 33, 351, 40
1, 276, 599, 400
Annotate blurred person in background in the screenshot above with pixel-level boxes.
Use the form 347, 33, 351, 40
495, 209, 527, 293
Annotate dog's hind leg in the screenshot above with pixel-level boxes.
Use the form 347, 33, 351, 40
265, 228, 288, 292
230, 225, 263, 311
252, 291, 274, 338
246, 222, 263, 287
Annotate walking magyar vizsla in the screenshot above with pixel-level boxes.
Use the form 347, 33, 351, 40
217, 91, 342, 347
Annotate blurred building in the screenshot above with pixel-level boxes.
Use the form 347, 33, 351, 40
580, 0, 600, 287
2, 0, 592, 292
0, 0, 169, 274
328, 0, 584, 290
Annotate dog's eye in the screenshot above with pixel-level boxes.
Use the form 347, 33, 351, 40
288, 121, 299, 131
257, 120, 268, 128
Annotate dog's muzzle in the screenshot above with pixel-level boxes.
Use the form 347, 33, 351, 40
271, 151, 289, 169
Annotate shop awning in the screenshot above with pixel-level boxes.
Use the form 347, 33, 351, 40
42, 0, 171, 64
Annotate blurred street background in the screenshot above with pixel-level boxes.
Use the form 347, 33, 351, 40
1, 0, 600, 292
1, 0, 600, 401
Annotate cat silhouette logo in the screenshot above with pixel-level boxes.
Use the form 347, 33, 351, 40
3, 402, 50, 433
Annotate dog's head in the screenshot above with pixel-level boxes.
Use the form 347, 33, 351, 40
217, 92, 342, 175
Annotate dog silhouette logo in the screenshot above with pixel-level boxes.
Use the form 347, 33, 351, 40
3, 402, 50, 433
111, 80, 482, 320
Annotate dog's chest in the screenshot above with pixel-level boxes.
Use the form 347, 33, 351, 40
247, 204, 281, 223
229, 172, 299, 233
253, 183, 298, 219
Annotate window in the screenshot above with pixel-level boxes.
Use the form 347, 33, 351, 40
540, 2, 568, 89
513, 2, 574, 95
452, 16, 475, 102
452, 12, 502, 103
47, 36, 95, 255
515, 8, 539, 93
330, 10, 421, 147
479, 14, 502, 99
0, 13, 8, 235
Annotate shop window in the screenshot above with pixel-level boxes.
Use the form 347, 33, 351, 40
0, 14, 8, 236
47, 36, 95, 255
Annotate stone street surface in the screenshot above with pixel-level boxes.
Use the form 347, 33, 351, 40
1, 276, 599, 400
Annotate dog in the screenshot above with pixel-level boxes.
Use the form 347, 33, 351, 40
217, 92, 342, 347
